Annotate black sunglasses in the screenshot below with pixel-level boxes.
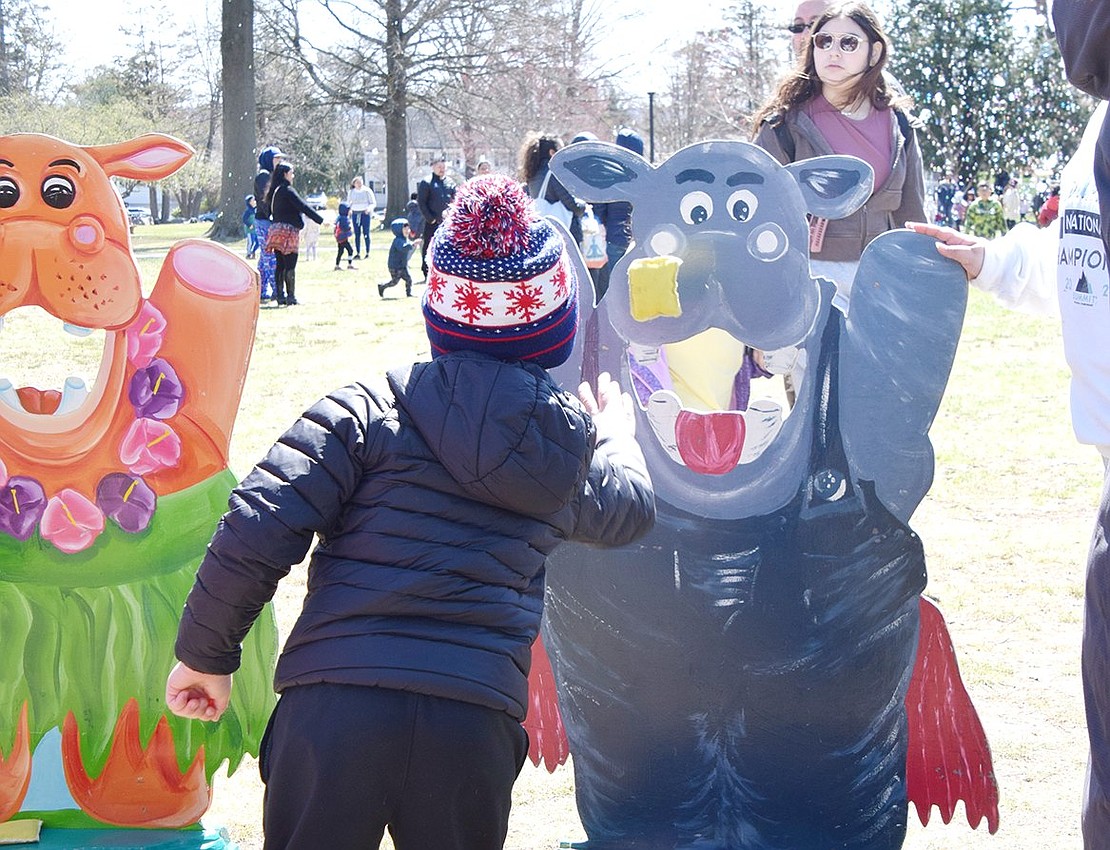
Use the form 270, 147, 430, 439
786, 21, 812, 33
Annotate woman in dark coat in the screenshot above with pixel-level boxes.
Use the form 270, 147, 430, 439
265, 162, 323, 306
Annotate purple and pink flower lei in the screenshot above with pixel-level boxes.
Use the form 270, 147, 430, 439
0, 301, 182, 553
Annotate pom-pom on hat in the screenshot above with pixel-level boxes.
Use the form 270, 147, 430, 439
423, 175, 579, 369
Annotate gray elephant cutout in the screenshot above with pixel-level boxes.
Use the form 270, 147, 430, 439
528, 139, 997, 849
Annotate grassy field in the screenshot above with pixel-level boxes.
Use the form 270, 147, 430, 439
126, 224, 1098, 849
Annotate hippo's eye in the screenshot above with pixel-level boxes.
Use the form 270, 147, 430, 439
679, 191, 713, 225
42, 175, 76, 210
0, 177, 19, 209
727, 189, 758, 222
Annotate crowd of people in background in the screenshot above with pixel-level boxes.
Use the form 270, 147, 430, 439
935, 171, 1062, 235
241, 0, 1070, 319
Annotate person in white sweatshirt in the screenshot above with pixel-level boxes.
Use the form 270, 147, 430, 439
910, 0, 1109, 842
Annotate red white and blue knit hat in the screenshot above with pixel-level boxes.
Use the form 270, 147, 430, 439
423, 175, 579, 369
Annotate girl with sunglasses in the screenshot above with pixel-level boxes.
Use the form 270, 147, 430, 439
752, 1, 925, 309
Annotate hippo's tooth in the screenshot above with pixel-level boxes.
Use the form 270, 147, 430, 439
63, 322, 94, 338
55, 376, 90, 415
737, 401, 784, 464
628, 343, 661, 365
646, 390, 684, 465
0, 378, 25, 413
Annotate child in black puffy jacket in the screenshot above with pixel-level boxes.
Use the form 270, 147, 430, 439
166, 175, 655, 850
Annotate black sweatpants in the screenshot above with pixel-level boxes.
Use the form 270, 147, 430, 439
421, 221, 439, 276
382, 266, 413, 294
336, 239, 355, 267
1083, 460, 1110, 848
260, 684, 528, 850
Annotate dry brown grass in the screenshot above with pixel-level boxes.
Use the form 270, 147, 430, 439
155, 227, 1096, 849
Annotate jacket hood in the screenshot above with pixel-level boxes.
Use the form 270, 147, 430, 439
258, 145, 283, 172
391, 218, 408, 237
616, 128, 645, 155
338, 202, 350, 216
388, 352, 594, 517
1054, 0, 1110, 100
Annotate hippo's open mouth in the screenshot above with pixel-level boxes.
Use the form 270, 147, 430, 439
0, 306, 108, 418
626, 328, 804, 475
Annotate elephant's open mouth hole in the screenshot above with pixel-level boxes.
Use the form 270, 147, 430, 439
626, 328, 803, 475
0, 306, 108, 416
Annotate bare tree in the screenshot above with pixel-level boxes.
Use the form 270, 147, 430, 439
0, 0, 62, 100
269, 0, 511, 221
658, 0, 782, 154
211, 0, 257, 241
444, 0, 625, 164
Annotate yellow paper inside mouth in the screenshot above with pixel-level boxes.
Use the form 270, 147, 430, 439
628, 255, 683, 321
664, 328, 746, 411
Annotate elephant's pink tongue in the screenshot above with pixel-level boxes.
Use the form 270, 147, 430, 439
675, 410, 746, 475
16, 387, 62, 415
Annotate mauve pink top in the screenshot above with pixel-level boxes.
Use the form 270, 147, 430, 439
805, 94, 893, 189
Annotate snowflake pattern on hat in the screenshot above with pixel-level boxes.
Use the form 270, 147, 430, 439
429, 256, 572, 326
423, 175, 579, 369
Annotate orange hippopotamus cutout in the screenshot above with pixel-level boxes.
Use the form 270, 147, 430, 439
0, 133, 277, 834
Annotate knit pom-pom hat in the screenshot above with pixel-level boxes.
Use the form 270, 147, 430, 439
423, 174, 579, 369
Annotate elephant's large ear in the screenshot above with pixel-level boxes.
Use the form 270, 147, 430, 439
545, 214, 600, 391
552, 142, 652, 203
784, 155, 873, 220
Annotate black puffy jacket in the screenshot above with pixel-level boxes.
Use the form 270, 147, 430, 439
175, 351, 654, 720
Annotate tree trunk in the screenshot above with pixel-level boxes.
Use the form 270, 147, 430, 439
0, 0, 10, 97
211, 0, 256, 242
383, 0, 408, 224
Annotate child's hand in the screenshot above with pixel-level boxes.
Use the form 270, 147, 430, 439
165, 661, 233, 722
579, 372, 635, 441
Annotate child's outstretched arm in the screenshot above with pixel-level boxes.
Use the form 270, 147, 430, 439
169, 384, 388, 711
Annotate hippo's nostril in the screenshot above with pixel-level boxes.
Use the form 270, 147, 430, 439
649, 228, 683, 257
747, 223, 788, 263
68, 216, 105, 255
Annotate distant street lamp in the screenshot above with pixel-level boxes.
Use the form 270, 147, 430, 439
648, 91, 656, 164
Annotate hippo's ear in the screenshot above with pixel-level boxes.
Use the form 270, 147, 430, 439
84, 134, 194, 180
551, 141, 651, 203
785, 155, 873, 220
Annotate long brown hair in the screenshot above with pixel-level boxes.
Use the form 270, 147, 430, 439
751, 1, 910, 134
518, 133, 562, 183
265, 162, 293, 209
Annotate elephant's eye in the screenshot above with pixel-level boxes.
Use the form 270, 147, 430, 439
727, 189, 758, 222
0, 177, 19, 209
679, 191, 713, 225
42, 175, 76, 209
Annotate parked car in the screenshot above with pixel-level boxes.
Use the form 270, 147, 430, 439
305, 192, 328, 210
126, 207, 153, 226
196, 210, 219, 222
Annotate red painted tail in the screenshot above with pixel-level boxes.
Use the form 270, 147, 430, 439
906, 596, 1000, 833
524, 634, 570, 773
